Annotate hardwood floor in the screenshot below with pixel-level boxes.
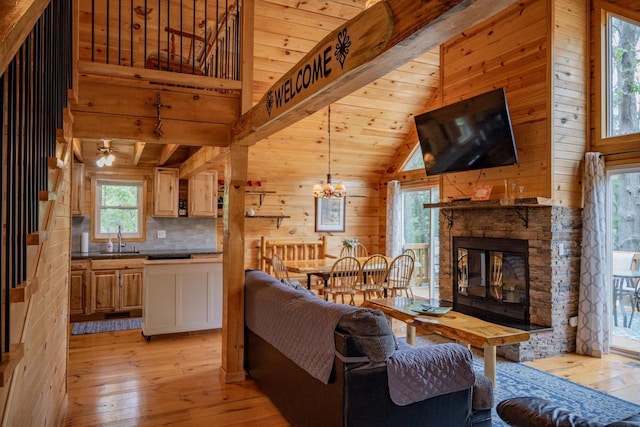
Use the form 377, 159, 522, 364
64, 321, 640, 426
65, 328, 289, 426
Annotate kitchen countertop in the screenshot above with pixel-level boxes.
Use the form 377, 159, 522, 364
71, 249, 223, 260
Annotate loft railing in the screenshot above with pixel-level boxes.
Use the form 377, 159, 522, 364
0, 0, 73, 355
84, 0, 241, 80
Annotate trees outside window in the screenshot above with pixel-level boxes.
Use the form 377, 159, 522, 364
607, 13, 640, 138
94, 179, 145, 240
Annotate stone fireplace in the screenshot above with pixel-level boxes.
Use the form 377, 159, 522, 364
438, 202, 582, 362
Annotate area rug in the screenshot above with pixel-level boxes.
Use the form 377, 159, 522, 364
71, 317, 142, 335
412, 334, 640, 426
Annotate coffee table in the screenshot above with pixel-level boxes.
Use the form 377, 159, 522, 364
362, 297, 531, 386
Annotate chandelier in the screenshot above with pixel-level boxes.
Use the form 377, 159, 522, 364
313, 105, 346, 198
96, 140, 116, 167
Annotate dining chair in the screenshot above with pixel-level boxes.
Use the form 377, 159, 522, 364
355, 254, 388, 301
340, 244, 369, 258
271, 254, 289, 281
325, 256, 361, 305
382, 254, 414, 299
402, 248, 432, 299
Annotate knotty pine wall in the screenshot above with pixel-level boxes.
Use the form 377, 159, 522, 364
437, 0, 587, 207
217, 172, 383, 270
0, 146, 71, 425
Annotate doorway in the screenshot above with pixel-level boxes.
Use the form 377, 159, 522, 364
401, 187, 439, 299
608, 169, 640, 355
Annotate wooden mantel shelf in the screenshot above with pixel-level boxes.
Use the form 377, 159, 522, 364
425, 197, 559, 228
423, 197, 558, 210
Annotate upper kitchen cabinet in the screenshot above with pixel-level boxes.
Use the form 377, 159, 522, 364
72, 162, 85, 216
188, 171, 218, 217
153, 167, 179, 217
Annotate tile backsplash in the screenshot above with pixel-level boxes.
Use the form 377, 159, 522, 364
72, 216, 217, 253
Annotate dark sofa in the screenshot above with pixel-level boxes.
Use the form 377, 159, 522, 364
244, 269, 493, 427
497, 397, 640, 427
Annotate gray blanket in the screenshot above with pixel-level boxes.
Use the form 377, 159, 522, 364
386, 343, 476, 406
245, 270, 358, 384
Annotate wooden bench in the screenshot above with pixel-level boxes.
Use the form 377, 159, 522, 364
259, 236, 331, 276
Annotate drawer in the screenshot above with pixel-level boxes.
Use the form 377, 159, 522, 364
71, 260, 89, 270
91, 258, 145, 270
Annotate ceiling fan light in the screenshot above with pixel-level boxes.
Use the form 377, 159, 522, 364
106, 153, 115, 163
96, 157, 105, 167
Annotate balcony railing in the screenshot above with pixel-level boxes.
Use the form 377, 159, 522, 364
82, 0, 241, 80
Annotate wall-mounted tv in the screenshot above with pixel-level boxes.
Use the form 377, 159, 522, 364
415, 88, 518, 176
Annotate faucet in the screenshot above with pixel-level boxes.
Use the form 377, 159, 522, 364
117, 225, 125, 252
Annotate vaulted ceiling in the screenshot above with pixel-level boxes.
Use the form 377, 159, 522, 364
76, 0, 442, 182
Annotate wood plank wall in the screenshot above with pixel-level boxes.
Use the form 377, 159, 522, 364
217, 174, 383, 270
439, 0, 554, 203
0, 149, 71, 425
552, 0, 588, 206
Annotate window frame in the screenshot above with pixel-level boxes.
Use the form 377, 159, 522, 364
91, 177, 147, 242
593, 2, 640, 154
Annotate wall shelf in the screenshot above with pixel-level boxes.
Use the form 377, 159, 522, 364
246, 190, 276, 206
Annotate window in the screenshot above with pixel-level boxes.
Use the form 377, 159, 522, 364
605, 13, 640, 138
93, 178, 146, 240
401, 144, 425, 171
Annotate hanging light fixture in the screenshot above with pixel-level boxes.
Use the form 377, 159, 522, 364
96, 140, 116, 167
313, 105, 346, 198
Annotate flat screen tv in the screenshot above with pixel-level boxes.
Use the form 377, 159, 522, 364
415, 88, 518, 175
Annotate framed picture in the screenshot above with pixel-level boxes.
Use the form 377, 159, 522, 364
315, 197, 346, 232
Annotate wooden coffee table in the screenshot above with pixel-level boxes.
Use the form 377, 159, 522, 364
362, 297, 531, 386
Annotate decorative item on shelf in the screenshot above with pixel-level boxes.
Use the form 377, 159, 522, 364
95, 140, 115, 167
246, 208, 256, 217
178, 199, 187, 216
471, 185, 493, 201
313, 105, 346, 198
501, 179, 512, 205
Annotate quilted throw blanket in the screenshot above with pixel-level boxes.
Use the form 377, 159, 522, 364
245, 270, 358, 384
386, 343, 475, 406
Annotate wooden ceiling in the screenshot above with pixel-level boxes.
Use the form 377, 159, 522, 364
74, 0, 442, 180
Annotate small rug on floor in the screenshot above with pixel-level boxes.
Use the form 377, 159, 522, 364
71, 318, 142, 335
412, 334, 640, 426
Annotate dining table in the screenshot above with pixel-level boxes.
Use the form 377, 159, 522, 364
613, 269, 640, 328
284, 256, 393, 290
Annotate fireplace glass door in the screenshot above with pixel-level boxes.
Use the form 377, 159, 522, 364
454, 237, 529, 326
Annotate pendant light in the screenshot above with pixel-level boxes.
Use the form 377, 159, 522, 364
313, 105, 346, 198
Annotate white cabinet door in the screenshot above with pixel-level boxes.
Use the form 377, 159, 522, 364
143, 261, 222, 337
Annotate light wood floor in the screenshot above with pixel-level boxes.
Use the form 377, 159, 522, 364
64, 321, 640, 426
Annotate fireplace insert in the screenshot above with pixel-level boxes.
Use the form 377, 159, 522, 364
453, 237, 529, 327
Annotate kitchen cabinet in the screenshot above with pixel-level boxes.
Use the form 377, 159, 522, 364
153, 167, 179, 217
188, 171, 218, 217
142, 259, 222, 339
71, 162, 85, 216
70, 260, 89, 316
90, 258, 144, 314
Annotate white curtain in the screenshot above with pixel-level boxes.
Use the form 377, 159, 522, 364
576, 152, 609, 357
386, 180, 402, 257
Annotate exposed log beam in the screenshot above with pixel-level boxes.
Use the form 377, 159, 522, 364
72, 138, 84, 163
157, 144, 180, 166
231, 0, 519, 147
179, 146, 227, 180
132, 142, 146, 166
72, 111, 230, 146
0, 0, 49, 75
